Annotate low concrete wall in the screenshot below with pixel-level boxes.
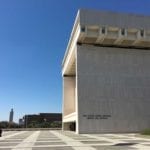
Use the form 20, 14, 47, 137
3, 128, 62, 131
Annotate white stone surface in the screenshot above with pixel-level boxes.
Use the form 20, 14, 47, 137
12, 131, 40, 150
77, 45, 150, 133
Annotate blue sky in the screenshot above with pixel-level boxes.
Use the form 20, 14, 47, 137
0, 0, 150, 122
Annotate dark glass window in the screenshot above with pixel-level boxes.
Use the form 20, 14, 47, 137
102, 27, 105, 34
81, 26, 85, 32
121, 28, 125, 35
140, 29, 144, 37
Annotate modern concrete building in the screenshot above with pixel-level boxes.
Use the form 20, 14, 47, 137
62, 9, 150, 134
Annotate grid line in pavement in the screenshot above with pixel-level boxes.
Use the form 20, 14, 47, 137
0, 131, 150, 149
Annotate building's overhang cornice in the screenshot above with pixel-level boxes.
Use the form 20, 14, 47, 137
62, 10, 80, 70
78, 25, 150, 48
62, 10, 150, 75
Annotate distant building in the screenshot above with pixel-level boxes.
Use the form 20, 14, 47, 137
22, 113, 62, 128
9, 108, 14, 123
19, 119, 24, 126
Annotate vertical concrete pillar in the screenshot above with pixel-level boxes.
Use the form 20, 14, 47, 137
63, 76, 75, 116
63, 76, 76, 131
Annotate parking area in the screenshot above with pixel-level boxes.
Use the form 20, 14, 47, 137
0, 130, 150, 150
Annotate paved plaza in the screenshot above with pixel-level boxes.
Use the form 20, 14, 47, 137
0, 130, 150, 150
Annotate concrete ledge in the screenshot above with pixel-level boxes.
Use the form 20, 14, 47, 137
2, 128, 62, 131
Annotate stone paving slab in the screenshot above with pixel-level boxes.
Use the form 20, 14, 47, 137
2, 131, 18, 136
0, 142, 19, 146
123, 139, 150, 143
0, 131, 150, 149
93, 145, 137, 150
0, 148, 11, 150
32, 146, 74, 150
37, 138, 61, 141
81, 140, 111, 144
34, 141, 66, 145
0, 139, 22, 142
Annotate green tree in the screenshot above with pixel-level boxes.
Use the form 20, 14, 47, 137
50, 122, 62, 128
0, 121, 21, 128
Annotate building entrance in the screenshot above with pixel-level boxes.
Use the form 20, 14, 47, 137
63, 122, 76, 132
69, 122, 76, 131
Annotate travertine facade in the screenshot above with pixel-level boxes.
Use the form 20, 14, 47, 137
62, 9, 150, 134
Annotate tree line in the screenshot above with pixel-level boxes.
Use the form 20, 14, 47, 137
0, 121, 62, 128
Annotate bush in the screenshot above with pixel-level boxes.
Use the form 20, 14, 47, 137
0, 121, 21, 128
27, 121, 62, 128
141, 129, 150, 135
50, 122, 61, 128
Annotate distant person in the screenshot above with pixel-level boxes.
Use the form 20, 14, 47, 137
0, 128, 2, 137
